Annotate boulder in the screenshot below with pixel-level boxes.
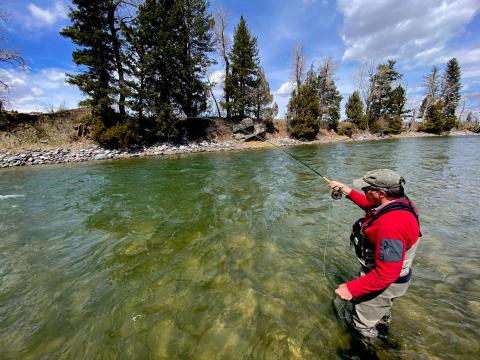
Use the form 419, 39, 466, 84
232, 117, 254, 134
254, 123, 266, 138
232, 118, 267, 142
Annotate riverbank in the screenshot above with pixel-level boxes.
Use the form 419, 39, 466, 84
0, 129, 477, 169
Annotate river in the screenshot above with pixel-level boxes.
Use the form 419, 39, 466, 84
1, 136, 479, 359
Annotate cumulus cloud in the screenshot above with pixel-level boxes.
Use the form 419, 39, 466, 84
338, 0, 480, 64
0, 67, 84, 112
276, 81, 295, 97
27, 1, 68, 28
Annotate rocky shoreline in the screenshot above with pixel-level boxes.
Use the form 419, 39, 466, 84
0, 138, 302, 169
0, 131, 477, 169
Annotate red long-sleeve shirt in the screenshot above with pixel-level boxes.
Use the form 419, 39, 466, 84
345, 189, 420, 297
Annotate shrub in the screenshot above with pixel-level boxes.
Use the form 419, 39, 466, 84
337, 122, 357, 137
92, 122, 139, 148
263, 118, 277, 133
463, 122, 480, 133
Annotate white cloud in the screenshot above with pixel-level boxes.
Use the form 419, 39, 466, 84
276, 81, 295, 97
0, 67, 84, 112
338, 0, 480, 64
208, 70, 225, 88
27, 1, 68, 28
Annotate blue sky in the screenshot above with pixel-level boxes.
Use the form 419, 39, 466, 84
1, 0, 479, 119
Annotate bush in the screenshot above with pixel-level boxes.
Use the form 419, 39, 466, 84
288, 119, 319, 140
337, 122, 357, 137
384, 114, 403, 134
92, 122, 139, 148
263, 118, 277, 133
463, 122, 480, 133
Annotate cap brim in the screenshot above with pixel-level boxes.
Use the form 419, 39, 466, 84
353, 177, 370, 189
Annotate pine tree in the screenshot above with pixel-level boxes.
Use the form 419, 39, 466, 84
61, 0, 127, 123
173, 0, 215, 117
317, 57, 342, 131
385, 85, 405, 134
224, 16, 260, 119
441, 58, 462, 131
367, 60, 402, 132
252, 68, 275, 120
126, 0, 178, 139
287, 67, 321, 140
422, 100, 445, 134
61, 1, 116, 123
346, 90, 366, 129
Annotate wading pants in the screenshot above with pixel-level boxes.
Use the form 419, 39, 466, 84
352, 281, 411, 338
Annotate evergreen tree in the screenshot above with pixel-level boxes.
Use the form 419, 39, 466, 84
345, 90, 366, 129
287, 67, 321, 140
317, 57, 342, 131
441, 58, 462, 131
422, 100, 445, 134
173, 0, 215, 117
61, 0, 121, 123
224, 16, 260, 119
128, 0, 178, 139
367, 60, 402, 132
385, 85, 405, 134
252, 68, 275, 120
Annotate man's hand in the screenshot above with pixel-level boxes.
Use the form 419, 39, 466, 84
329, 181, 352, 195
335, 283, 353, 301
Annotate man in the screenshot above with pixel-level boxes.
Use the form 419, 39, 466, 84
329, 169, 421, 339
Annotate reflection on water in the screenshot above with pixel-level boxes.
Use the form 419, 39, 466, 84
1, 136, 479, 359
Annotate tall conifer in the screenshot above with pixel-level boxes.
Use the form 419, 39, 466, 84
61, 0, 127, 123
287, 67, 321, 140
224, 16, 259, 119
441, 58, 462, 131
346, 91, 366, 129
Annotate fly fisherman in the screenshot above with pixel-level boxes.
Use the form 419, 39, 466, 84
329, 169, 421, 339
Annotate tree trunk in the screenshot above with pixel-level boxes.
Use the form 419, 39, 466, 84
225, 59, 230, 119
107, 4, 126, 118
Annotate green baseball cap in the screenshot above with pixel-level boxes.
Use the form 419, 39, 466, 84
353, 169, 404, 189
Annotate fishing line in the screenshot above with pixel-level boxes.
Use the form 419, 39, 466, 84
253, 134, 343, 201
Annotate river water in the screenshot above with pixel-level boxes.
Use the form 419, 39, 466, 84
0, 136, 479, 359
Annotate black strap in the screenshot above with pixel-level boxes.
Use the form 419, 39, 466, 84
363, 200, 420, 231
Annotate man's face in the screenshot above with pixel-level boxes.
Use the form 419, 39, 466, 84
362, 186, 385, 205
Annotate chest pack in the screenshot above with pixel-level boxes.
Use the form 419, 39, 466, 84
350, 199, 420, 270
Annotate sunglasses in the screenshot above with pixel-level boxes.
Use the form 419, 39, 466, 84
361, 186, 382, 193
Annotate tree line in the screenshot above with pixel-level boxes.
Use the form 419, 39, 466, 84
287, 49, 464, 139
61, 0, 276, 148
60, 1, 466, 148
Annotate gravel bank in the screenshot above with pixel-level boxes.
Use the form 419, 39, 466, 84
0, 131, 477, 169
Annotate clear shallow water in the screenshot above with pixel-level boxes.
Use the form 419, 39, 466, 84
0, 136, 479, 359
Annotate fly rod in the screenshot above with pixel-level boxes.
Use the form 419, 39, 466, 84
167, 118, 342, 200
254, 135, 342, 200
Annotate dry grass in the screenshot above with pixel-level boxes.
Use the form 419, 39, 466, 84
0, 108, 92, 151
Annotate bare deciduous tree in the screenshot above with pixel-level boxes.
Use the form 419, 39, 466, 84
421, 65, 440, 118
292, 42, 305, 91
214, 5, 231, 118
356, 61, 375, 121
1, 8, 25, 112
